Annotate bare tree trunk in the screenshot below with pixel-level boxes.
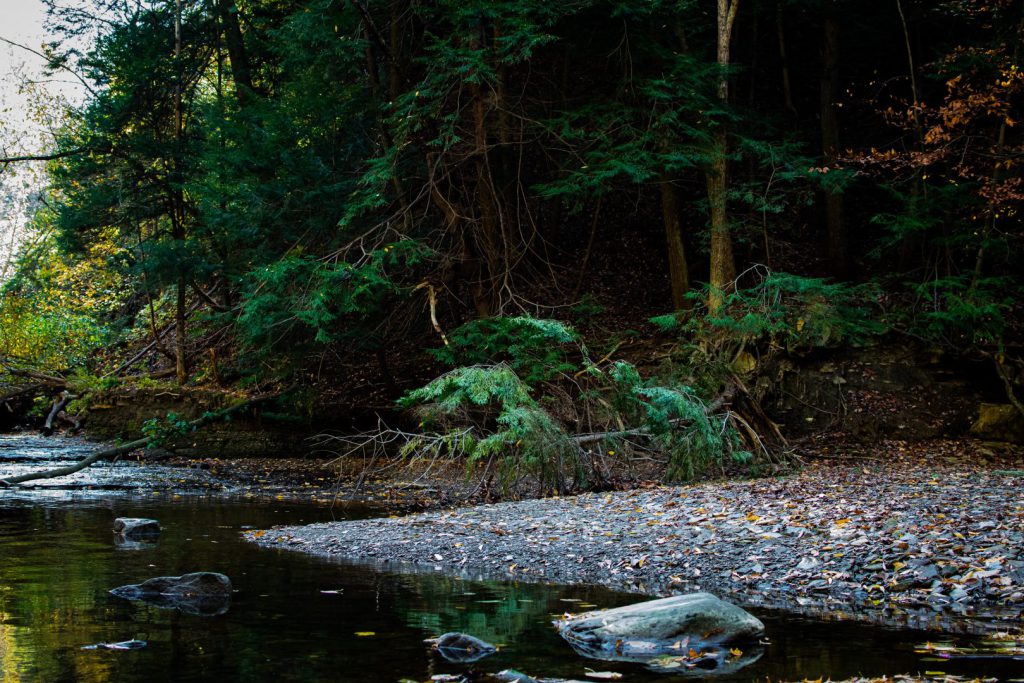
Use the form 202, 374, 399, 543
174, 0, 188, 386
175, 278, 188, 384
820, 10, 847, 278
707, 0, 740, 312
471, 81, 502, 318
216, 0, 253, 102
660, 177, 691, 309
777, 3, 796, 114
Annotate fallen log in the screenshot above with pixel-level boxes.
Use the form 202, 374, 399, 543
0, 387, 290, 487
43, 391, 75, 436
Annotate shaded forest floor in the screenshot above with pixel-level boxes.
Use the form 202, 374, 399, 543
245, 437, 1024, 635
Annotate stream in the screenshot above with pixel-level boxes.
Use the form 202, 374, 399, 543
1, 435, 1020, 682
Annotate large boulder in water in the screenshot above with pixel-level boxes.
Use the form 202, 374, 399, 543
113, 518, 161, 540
555, 593, 765, 675
110, 572, 232, 616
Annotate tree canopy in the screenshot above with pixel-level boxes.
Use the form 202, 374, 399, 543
1, 0, 1021, 481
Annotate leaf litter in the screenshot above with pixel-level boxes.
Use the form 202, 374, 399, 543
247, 438, 1023, 633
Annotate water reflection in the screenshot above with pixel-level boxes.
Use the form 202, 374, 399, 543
0, 495, 1021, 681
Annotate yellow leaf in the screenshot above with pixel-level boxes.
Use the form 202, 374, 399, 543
729, 647, 743, 657
746, 513, 761, 522
354, 632, 375, 637
835, 518, 851, 526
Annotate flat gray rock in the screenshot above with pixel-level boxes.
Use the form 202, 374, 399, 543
556, 593, 764, 646
555, 593, 765, 674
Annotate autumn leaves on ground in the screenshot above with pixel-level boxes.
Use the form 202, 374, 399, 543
248, 438, 1024, 635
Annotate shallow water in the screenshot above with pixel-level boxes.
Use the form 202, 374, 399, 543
1, 437, 1021, 682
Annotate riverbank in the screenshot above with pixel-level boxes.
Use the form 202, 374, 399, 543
246, 438, 1024, 634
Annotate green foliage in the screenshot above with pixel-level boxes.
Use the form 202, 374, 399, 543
141, 411, 193, 448
656, 269, 883, 354
0, 225, 127, 374
400, 364, 577, 490
235, 241, 432, 367
902, 275, 1015, 348
64, 370, 119, 394
431, 317, 581, 385
400, 345, 748, 489
608, 361, 741, 481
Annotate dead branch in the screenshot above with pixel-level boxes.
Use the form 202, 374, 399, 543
42, 390, 75, 436
0, 383, 45, 405
413, 281, 450, 346
0, 146, 95, 165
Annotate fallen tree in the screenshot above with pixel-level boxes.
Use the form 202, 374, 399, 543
312, 364, 792, 503
0, 387, 291, 487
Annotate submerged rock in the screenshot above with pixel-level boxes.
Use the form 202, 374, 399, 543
555, 593, 765, 675
113, 518, 161, 540
110, 572, 232, 616
425, 632, 497, 663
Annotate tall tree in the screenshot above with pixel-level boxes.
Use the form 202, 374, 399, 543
819, 5, 846, 278
707, 0, 739, 311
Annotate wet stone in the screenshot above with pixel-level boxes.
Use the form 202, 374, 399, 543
425, 632, 497, 663
113, 518, 161, 540
110, 571, 232, 617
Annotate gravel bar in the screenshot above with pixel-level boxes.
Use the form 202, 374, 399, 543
245, 440, 1024, 633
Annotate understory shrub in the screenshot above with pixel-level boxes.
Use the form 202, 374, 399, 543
400, 316, 751, 492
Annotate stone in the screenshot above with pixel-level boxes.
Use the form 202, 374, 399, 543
110, 572, 232, 616
970, 403, 1024, 443
425, 632, 496, 663
113, 518, 161, 539
555, 593, 765, 674
556, 593, 764, 648
492, 671, 539, 683
81, 639, 147, 651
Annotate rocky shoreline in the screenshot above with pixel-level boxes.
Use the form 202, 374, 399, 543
246, 439, 1024, 634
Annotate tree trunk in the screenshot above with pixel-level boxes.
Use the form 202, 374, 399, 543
777, 3, 796, 114
216, 0, 253, 102
471, 81, 502, 318
175, 278, 188, 385
173, 0, 188, 386
660, 177, 691, 309
820, 11, 847, 278
706, 137, 735, 308
707, 0, 740, 312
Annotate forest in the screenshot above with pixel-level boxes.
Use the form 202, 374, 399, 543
0, 0, 1022, 490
